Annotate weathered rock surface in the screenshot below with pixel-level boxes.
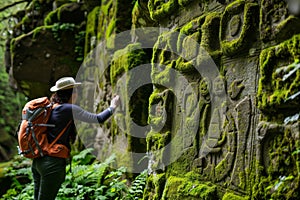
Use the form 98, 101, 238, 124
4, 0, 300, 199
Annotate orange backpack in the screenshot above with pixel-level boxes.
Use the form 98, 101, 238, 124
17, 97, 71, 159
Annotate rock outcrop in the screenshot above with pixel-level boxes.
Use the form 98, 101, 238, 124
5, 0, 300, 199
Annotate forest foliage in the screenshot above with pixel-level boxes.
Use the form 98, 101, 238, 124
0, 1, 148, 199
0, 0, 27, 160
1, 149, 147, 200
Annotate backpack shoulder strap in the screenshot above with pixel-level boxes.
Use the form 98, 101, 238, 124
49, 121, 72, 148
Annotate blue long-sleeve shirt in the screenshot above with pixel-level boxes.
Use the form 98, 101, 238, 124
47, 103, 112, 149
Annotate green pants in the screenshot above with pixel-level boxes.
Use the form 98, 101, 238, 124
32, 156, 66, 200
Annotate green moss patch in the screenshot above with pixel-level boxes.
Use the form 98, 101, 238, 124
161, 176, 217, 199
220, 1, 259, 56
110, 43, 148, 85
148, 0, 178, 21
222, 192, 249, 200
85, 6, 100, 57
257, 34, 300, 116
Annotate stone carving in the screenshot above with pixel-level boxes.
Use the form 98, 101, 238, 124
176, 16, 205, 73
148, 89, 171, 132
228, 79, 244, 100
220, 1, 259, 56
258, 35, 300, 113
181, 83, 199, 150
255, 120, 300, 199
230, 96, 251, 189
229, 15, 241, 37
192, 74, 254, 190
201, 13, 221, 59
148, 0, 178, 21
199, 76, 227, 157
194, 76, 235, 182
256, 121, 300, 178
7, 0, 300, 198
260, 0, 300, 43
147, 89, 173, 172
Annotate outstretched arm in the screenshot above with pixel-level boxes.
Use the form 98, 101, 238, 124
73, 95, 120, 123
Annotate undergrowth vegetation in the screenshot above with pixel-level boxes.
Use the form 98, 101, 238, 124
1, 148, 147, 200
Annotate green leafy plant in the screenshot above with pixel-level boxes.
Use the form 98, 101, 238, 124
292, 149, 300, 155
0, 156, 33, 200
125, 170, 147, 199
51, 22, 76, 41
1, 149, 148, 199
75, 31, 85, 62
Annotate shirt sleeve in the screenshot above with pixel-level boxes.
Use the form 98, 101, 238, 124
71, 104, 112, 123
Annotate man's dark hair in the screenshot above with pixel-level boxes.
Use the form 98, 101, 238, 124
50, 88, 73, 104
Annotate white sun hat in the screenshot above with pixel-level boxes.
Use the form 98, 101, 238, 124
50, 77, 82, 92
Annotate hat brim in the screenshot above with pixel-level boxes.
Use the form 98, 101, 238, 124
50, 82, 82, 92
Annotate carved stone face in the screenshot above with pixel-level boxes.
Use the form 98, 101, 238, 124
229, 15, 242, 37
199, 77, 210, 97
213, 76, 225, 97
287, 0, 300, 16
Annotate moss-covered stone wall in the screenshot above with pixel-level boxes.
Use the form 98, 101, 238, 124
7, 0, 300, 199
